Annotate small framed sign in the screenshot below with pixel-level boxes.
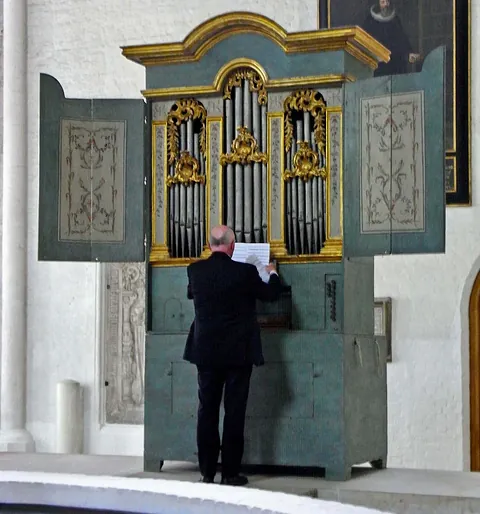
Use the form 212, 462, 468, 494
374, 297, 392, 363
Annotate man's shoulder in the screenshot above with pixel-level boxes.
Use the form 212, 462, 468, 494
187, 259, 208, 275
231, 259, 257, 274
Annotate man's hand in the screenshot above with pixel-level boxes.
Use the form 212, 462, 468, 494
265, 262, 276, 274
409, 53, 421, 63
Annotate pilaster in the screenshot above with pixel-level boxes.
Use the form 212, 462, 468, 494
0, 0, 34, 451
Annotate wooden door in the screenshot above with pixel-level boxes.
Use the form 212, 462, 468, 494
470, 272, 480, 470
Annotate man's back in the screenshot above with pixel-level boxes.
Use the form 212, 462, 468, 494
185, 252, 281, 366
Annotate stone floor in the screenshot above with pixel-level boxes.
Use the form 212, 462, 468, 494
1, 453, 480, 513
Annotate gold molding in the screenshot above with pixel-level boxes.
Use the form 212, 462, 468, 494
470, 271, 480, 470
142, 65, 355, 100
122, 12, 390, 68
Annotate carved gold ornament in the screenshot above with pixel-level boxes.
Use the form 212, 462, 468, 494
223, 69, 267, 105
284, 90, 327, 155
167, 99, 207, 165
283, 141, 327, 182
220, 126, 267, 166
166, 151, 205, 187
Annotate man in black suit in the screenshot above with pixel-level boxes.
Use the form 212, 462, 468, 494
184, 225, 282, 486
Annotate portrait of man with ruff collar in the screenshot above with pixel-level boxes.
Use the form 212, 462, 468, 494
361, 0, 420, 76
326, 0, 471, 205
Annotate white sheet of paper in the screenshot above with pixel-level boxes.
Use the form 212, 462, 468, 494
232, 243, 270, 267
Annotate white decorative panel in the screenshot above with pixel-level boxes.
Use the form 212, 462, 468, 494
319, 87, 342, 107
59, 119, 126, 242
360, 91, 425, 234
207, 118, 222, 229
153, 122, 166, 245
268, 114, 283, 241
327, 110, 342, 239
104, 262, 146, 425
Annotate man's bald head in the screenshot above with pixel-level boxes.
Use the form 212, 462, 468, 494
209, 225, 235, 256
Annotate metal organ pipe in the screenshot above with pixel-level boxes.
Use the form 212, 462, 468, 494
291, 135, 299, 255
225, 99, 234, 232
243, 80, 253, 242
261, 104, 267, 243
252, 92, 261, 243
234, 83, 244, 242
199, 145, 205, 254
311, 129, 319, 253
296, 119, 305, 254
186, 120, 194, 256
179, 123, 187, 257
193, 133, 201, 256
222, 71, 268, 245
304, 112, 313, 254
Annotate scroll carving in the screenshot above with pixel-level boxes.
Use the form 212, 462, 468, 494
166, 151, 205, 187
284, 90, 327, 155
167, 99, 207, 165
284, 141, 327, 182
220, 127, 267, 166
223, 69, 267, 105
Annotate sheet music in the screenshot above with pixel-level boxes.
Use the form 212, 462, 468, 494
232, 243, 270, 267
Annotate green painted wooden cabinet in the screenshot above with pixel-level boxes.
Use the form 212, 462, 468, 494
38, 13, 445, 480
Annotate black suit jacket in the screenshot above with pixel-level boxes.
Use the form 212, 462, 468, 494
183, 252, 282, 367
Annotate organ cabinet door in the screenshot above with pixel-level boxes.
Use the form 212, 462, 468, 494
38, 74, 147, 262
343, 47, 446, 258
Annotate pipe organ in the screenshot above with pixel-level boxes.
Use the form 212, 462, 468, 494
38, 13, 446, 480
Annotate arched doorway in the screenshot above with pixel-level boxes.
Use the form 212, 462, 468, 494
470, 272, 480, 470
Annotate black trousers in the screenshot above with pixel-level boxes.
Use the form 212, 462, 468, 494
196, 365, 252, 479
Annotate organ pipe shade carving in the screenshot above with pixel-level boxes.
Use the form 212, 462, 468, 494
166, 99, 207, 258
283, 90, 328, 256
220, 126, 267, 165
221, 68, 268, 244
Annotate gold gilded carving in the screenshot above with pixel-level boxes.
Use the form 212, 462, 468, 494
284, 90, 327, 155
166, 151, 206, 187
223, 68, 267, 105
220, 127, 267, 165
284, 141, 327, 182
167, 99, 207, 165
122, 13, 390, 69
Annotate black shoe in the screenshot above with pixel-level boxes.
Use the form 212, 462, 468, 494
221, 475, 248, 486
200, 476, 214, 483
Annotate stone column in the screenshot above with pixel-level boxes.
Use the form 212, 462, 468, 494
0, 0, 34, 451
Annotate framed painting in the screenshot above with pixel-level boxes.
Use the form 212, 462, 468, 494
319, 0, 471, 206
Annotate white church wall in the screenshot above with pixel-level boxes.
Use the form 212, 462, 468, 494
25, 0, 318, 455
24, 0, 476, 472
